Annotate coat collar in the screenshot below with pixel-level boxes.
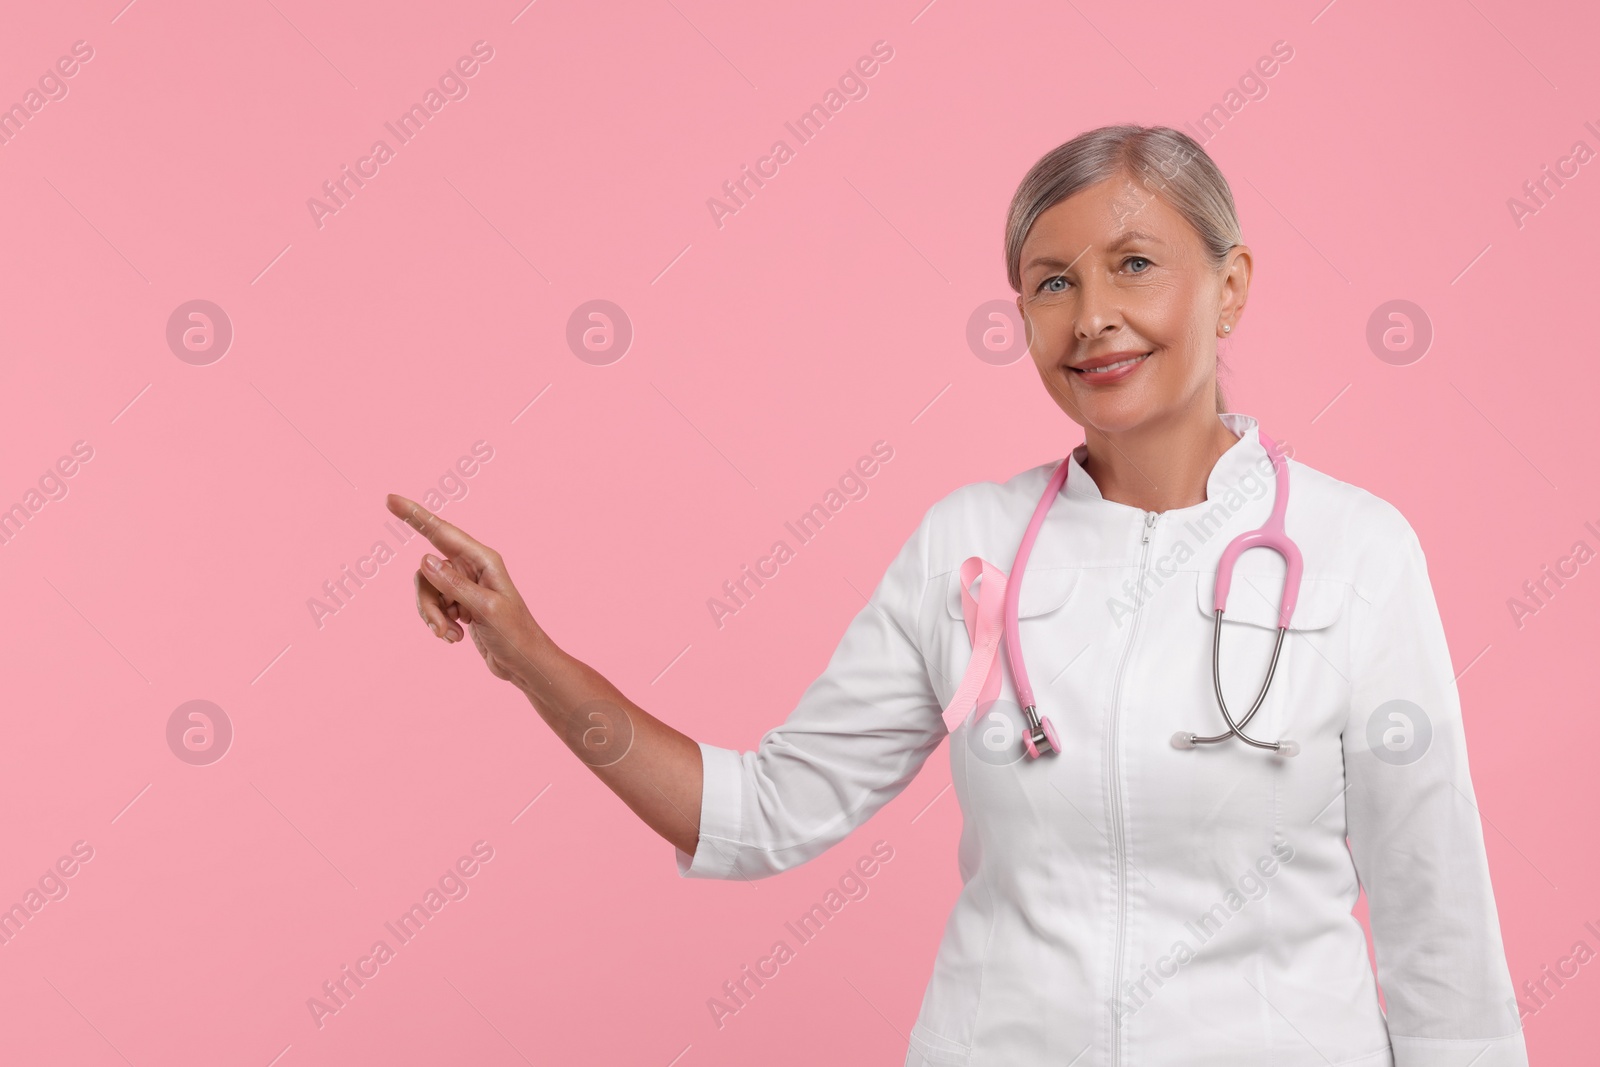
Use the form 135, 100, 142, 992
1011, 411, 1287, 573
1060, 412, 1267, 515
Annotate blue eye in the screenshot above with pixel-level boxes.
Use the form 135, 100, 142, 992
1036, 256, 1152, 293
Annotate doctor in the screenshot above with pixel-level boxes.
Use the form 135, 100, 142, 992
387, 124, 1528, 1066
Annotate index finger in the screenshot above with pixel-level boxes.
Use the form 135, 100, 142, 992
385, 493, 494, 568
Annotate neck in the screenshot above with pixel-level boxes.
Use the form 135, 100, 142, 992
1080, 406, 1240, 513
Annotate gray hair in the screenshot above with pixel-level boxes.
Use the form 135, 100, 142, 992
1004, 125, 1243, 412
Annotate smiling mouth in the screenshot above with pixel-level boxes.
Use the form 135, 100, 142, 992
1072, 352, 1151, 375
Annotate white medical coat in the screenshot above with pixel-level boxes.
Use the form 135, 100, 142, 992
676, 413, 1527, 1066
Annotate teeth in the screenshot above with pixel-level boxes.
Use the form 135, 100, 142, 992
1082, 354, 1148, 374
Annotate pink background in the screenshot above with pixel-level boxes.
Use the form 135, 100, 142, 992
2, 0, 1595, 1063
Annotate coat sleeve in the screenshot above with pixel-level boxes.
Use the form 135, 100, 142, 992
675, 500, 948, 880
1342, 514, 1528, 1066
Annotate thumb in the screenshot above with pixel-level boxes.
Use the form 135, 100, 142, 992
421, 554, 493, 617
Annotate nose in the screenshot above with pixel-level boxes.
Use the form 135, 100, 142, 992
1072, 274, 1122, 343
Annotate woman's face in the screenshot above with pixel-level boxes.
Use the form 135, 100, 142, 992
1015, 170, 1250, 437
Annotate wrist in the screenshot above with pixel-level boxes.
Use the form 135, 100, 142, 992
509, 623, 561, 697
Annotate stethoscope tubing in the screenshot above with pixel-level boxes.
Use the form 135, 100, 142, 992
1194, 612, 1290, 749
1003, 457, 1071, 714
1003, 429, 1302, 759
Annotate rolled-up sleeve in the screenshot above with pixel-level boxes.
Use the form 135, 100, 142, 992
675, 500, 947, 880
1342, 516, 1528, 1065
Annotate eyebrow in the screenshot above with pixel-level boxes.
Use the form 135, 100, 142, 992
1106, 230, 1164, 250
1024, 231, 1165, 272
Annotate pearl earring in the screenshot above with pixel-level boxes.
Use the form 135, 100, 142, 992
1222, 325, 1231, 333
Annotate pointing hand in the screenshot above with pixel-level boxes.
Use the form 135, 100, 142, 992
385, 493, 549, 690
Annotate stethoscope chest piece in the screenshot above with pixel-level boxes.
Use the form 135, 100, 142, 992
1020, 703, 1061, 759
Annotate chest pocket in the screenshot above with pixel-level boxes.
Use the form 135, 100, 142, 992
938, 563, 1084, 840
1192, 569, 1349, 631
942, 563, 1081, 623
1192, 568, 1353, 735
937, 563, 1081, 747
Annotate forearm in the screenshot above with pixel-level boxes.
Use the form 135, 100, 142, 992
510, 629, 705, 858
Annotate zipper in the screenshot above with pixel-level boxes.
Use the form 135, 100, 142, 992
1109, 509, 1157, 1066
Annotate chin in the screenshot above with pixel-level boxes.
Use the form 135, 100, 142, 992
1063, 383, 1161, 435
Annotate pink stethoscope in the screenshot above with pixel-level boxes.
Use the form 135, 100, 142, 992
941, 430, 1302, 760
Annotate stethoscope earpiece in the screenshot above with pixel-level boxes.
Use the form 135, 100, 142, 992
1173, 731, 1297, 756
